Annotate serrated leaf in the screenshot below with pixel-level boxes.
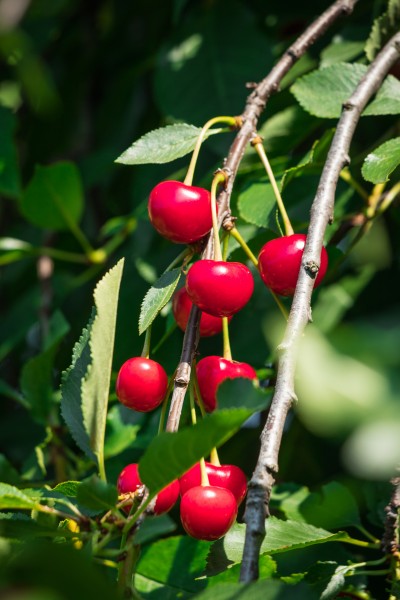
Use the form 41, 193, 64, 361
209, 518, 347, 569
238, 177, 280, 231
60, 317, 95, 461
365, 0, 400, 61
20, 311, 70, 424
320, 41, 364, 67
139, 408, 256, 496
306, 562, 347, 600
291, 63, 400, 119
362, 137, 400, 183
52, 481, 80, 497
20, 161, 84, 231
206, 557, 276, 586
217, 378, 271, 412
139, 267, 181, 335
193, 580, 318, 600
61, 259, 124, 470
0, 107, 21, 198
76, 475, 118, 511
81, 259, 125, 472
116, 123, 218, 165
0, 483, 39, 510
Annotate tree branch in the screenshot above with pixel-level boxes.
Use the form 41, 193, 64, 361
165, 0, 359, 433
240, 31, 400, 583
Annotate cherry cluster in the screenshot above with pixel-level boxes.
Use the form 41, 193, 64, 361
115, 178, 328, 541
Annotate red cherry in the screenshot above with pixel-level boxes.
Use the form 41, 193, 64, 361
172, 287, 231, 337
117, 463, 179, 515
258, 234, 328, 297
148, 181, 213, 244
116, 357, 168, 412
179, 462, 247, 506
186, 260, 254, 317
180, 485, 237, 540
196, 355, 257, 412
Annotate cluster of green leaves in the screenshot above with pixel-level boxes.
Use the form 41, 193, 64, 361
1, 0, 400, 598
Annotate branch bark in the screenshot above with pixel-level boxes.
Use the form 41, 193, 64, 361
165, 0, 359, 433
240, 31, 400, 583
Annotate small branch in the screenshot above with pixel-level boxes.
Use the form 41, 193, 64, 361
240, 31, 400, 583
164, 0, 358, 436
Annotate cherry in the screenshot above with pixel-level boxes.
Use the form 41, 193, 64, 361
172, 287, 230, 337
258, 233, 328, 297
180, 485, 237, 540
116, 357, 168, 412
117, 463, 179, 515
179, 462, 247, 506
196, 355, 257, 412
186, 260, 254, 318
148, 181, 213, 244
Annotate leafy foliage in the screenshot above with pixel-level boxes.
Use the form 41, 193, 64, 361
1, 1, 399, 598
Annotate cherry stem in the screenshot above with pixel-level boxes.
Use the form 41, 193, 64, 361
199, 457, 210, 487
209, 447, 221, 466
339, 167, 369, 202
211, 171, 226, 261
184, 116, 238, 186
222, 232, 230, 261
229, 227, 289, 321
222, 317, 232, 361
189, 378, 198, 426
140, 327, 151, 358
252, 139, 294, 237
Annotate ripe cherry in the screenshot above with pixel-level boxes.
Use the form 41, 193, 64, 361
116, 357, 168, 412
172, 287, 230, 337
117, 463, 179, 515
179, 462, 247, 506
258, 233, 328, 297
180, 485, 237, 540
196, 355, 257, 412
148, 181, 213, 244
186, 260, 254, 318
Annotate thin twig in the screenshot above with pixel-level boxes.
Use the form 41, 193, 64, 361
240, 31, 400, 583
165, 0, 359, 433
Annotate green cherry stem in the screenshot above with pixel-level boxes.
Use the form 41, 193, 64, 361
252, 137, 294, 237
222, 318, 232, 361
209, 447, 221, 466
192, 364, 207, 418
189, 377, 210, 487
141, 327, 152, 358
340, 167, 369, 202
210, 171, 226, 262
184, 116, 239, 186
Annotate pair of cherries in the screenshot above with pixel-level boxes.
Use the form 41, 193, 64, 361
117, 460, 247, 541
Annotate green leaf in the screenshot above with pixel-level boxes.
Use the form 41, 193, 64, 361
61, 259, 125, 470
0, 483, 38, 510
291, 63, 400, 119
365, 0, 400, 61
139, 408, 258, 495
20, 161, 84, 231
139, 267, 181, 335
133, 514, 177, 545
258, 106, 321, 155
306, 562, 346, 600
361, 137, 400, 183
206, 557, 276, 586
0, 454, 20, 485
154, 1, 274, 124
320, 41, 364, 67
116, 123, 219, 165
60, 318, 95, 462
0, 513, 70, 540
217, 378, 271, 412
194, 581, 318, 600
137, 535, 210, 594
104, 404, 140, 459
20, 311, 70, 424
76, 475, 118, 511
238, 177, 280, 232
0, 107, 21, 198
209, 518, 346, 569
272, 481, 360, 530
52, 481, 80, 497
